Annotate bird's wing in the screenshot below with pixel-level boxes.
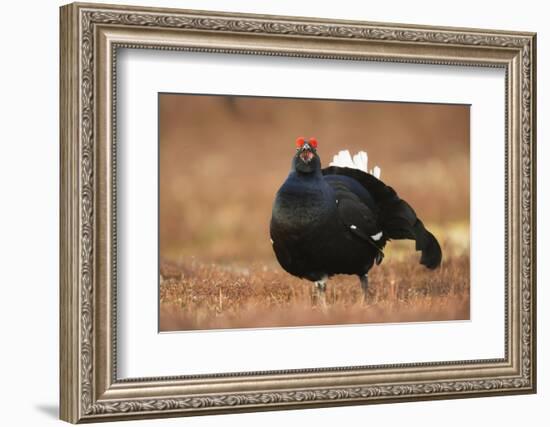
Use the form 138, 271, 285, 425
322, 166, 442, 269
324, 175, 385, 263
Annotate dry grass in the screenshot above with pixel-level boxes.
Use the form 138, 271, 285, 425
159, 249, 469, 331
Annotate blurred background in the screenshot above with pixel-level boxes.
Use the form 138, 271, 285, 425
159, 94, 469, 265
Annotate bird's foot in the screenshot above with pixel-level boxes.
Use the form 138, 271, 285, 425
360, 274, 369, 306
312, 278, 328, 310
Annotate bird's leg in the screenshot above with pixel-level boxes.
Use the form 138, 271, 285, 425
312, 277, 328, 309
360, 274, 369, 304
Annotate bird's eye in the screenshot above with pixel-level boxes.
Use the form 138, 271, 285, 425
295, 137, 305, 148
309, 137, 318, 149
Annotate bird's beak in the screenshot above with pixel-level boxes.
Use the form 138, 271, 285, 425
299, 143, 314, 163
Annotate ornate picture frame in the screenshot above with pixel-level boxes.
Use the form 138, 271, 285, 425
60, 2, 536, 423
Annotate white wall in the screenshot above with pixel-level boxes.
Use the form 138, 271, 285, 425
0, 0, 545, 426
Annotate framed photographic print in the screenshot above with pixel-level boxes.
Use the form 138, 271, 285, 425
60, 2, 537, 423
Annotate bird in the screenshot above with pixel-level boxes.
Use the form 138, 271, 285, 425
269, 136, 442, 305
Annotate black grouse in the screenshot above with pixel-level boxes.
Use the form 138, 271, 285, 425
269, 137, 442, 303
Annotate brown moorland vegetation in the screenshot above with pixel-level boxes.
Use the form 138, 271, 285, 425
160, 241, 469, 331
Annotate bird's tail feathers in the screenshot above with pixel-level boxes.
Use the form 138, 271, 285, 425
413, 220, 442, 269
329, 150, 381, 178
382, 200, 442, 269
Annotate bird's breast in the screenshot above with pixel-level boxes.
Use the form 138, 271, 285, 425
271, 185, 336, 236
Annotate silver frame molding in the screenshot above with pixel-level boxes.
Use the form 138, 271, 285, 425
60, 2, 536, 423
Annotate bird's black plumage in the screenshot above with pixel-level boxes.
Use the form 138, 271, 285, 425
270, 139, 442, 300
